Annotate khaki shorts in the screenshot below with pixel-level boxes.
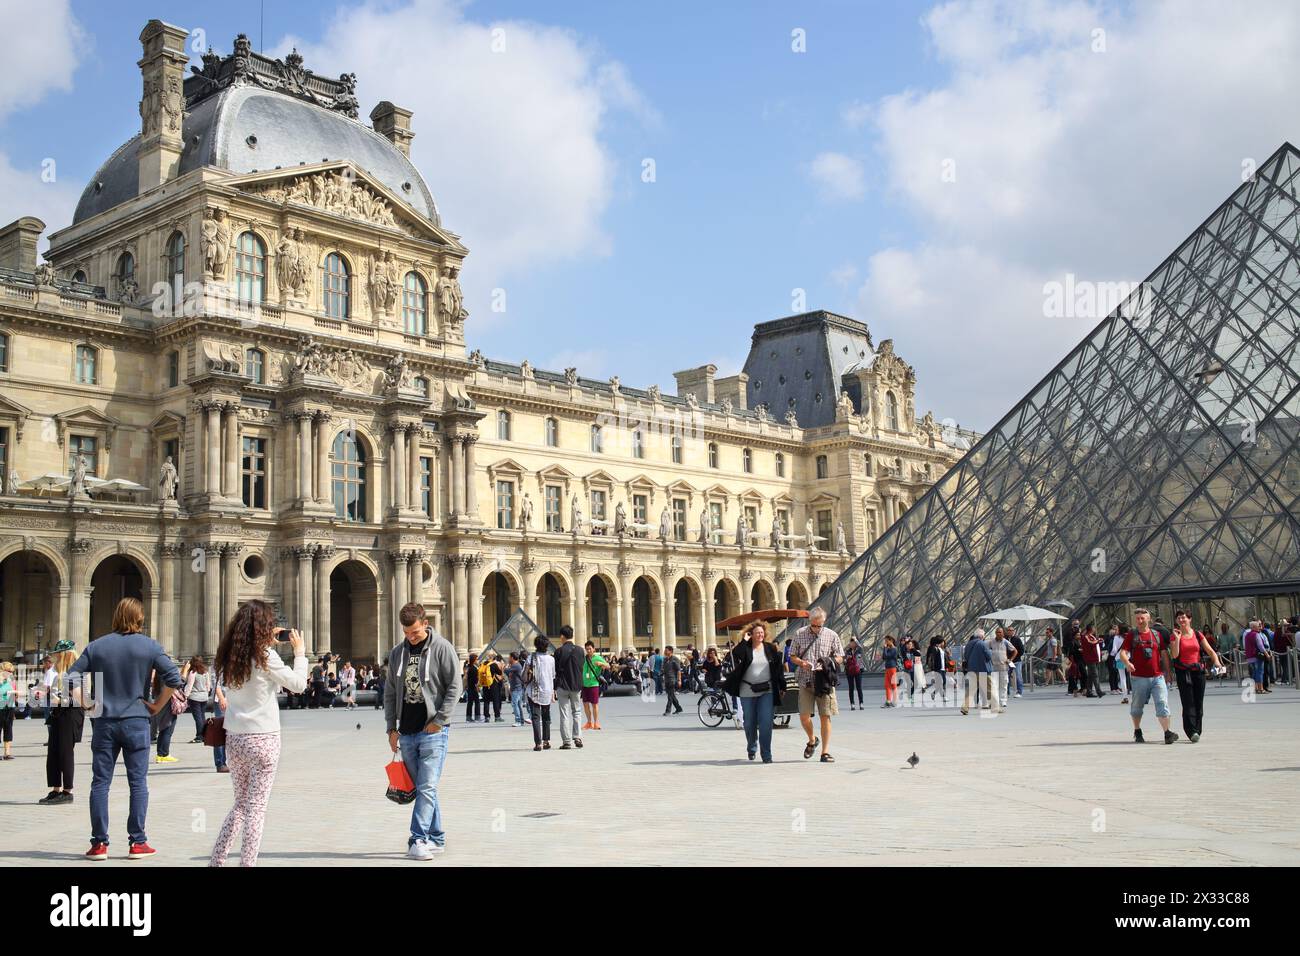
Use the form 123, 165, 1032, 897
798, 685, 839, 717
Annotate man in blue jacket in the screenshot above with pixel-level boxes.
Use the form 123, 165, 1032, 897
67, 597, 182, 861
961, 630, 992, 716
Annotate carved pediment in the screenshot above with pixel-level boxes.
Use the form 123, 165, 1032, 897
0, 394, 33, 441
55, 406, 120, 449
148, 411, 186, 435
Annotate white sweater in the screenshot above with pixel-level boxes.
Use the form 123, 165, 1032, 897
222, 650, 308, 734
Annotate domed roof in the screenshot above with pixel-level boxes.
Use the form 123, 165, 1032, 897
74, 85, 440, 226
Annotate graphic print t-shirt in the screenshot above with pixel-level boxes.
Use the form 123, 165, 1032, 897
398, 638, 429, 735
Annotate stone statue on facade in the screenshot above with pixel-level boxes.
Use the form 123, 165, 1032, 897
609, 376, 621, 398
647, 384, 661, 402
519, 359, 534, 380
294, 335, 329, 378
34, 262, 57, 287
785, 409, 799, 427
736, 513, 748, 547
520, 492, 534, 531
563, 367, 578, 386
370, 251, 401, 317
436, 266, 466, 329
275, 228, 310, 300
685, 392, 699, 411
69, 455, 88, 499
805, 517, 818, 551
200, 208, 231, 280
754, 403, 769, 421
468, 348, 486, 368
699, 508, 712, 544
571, 494, 584, 535
836, 520, 847, 554
770, 516, 782, 549
614, 501, 628, 535
837, 389, 855, 418
159, 456, 178, 501
720, 397, 733, 415
7, 467, 19, 494
658, 506, 671, 541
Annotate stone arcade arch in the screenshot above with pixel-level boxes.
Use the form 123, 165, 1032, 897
330, 559, 380, 663
750, 578, 777, 612
88, 554, 149, 643
712, 577, 740, 642
786, 580, 809, 610
536, 571, 569, 639
671, 575, 703, 647
0, 549, 62, 658
481, 569, 521, 642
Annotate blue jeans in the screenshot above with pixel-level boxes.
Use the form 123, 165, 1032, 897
1012, 661, 1023, 693
1129, 675, 1170, 719
211, 699, 226, 768
398, 727, 450, 847
89, 717, 151, 846
153, 707, 176, 756
739, 694, 775, 762
510, 686, 526, 725
653, 673, 663, 694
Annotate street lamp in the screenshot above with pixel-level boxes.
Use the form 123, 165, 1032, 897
34, 622, 45, 665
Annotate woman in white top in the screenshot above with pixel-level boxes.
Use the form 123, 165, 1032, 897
340, 661, 357, 709
184, 656, 212, 743
720, 622, 785, 763
208, 599, 307, 867
525, 635, 556, 752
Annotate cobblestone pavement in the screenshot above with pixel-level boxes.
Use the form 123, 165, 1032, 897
1, 680, 1296, 866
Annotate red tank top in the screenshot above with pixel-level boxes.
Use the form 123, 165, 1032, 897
1174, 631, 1202, 667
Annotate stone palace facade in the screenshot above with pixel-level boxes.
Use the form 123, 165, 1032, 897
0, 21, 974, 663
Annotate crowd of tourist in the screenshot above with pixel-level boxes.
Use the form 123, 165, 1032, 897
0, 593, 1294, 865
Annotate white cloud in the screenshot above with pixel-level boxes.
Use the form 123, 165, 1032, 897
0, 0, 83, 121
856, 0, 1300, 427
0, 153, 80, 243
279, 0, 648, 325
808, 151, 866, 201
841, 100, 872, 129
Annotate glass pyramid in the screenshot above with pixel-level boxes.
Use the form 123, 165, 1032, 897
819, 143, 1300, 662
483, 607, 548, 659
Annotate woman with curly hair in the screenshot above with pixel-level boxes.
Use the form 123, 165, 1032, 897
208, 600, 307, 867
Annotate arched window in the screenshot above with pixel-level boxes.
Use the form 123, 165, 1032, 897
166, 231, 185, 300
545, 417, 559, 447
633, 578, 651, 636
115, 252, 135, 292
589, 577, 610, 639
632, 428, 644, 459
245, 347, 265, 384
775, 452, 785, 478
497, 409, 511, 441
708, 442, 718, 468
886, 391, 899, 431
402, 272, 428, 334
742, 448, 752, 473
71, 270, 87, 285
671, 431, 682, 464
75, 344, 98, 384
322, 252, 351, 318
331, 431, 367, 522
590, 424, 603, 454
235, 232, 266, 304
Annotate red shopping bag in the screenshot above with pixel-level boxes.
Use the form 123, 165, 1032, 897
385, 753, 416, 804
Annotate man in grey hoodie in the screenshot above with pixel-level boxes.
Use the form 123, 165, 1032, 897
384, 602, 462, 860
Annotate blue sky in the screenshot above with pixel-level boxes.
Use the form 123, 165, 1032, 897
4, 0, 1299, 430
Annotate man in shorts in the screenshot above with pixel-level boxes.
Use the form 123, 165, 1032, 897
580, 641, 610, 730
789, 607, 844, 763
1118, 608, 1178, 744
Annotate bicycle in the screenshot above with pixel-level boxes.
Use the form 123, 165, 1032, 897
697, 685, 738, 728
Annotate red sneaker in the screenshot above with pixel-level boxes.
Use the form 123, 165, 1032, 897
128, 842, 156, 859
85, 843, 108, 862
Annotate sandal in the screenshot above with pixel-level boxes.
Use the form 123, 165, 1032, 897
820, 753, 835, 763
803, 737, 819, 759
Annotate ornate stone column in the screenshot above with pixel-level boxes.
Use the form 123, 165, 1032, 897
521, 559, 539, 626
158, 542, 182, 655
571, 564, 587, 643
449, 555, 468, 655
657, 589, 669, 650
315, 545, 334, 656
222, 402, 240, 500
740, 570, 754, 614
390, 550, 409, 635
702, 570, 716, 644
294, 546, 313, 649
297, 414, 313, 502
67, 538, 92, 648
463, 434, 479, 520
617, 567, 633, 652
450, 436, 465, 517
408, 549, 423, 603
221, 543, 242, 639
466, 553, 484, 651
387, 425, 405, 512
202, 543, 223, 656
428, 445, 441, 523
314, 412, 332, 504
205, 402, 221, 495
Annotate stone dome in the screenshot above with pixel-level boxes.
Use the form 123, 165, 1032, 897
74, 85, 439, 226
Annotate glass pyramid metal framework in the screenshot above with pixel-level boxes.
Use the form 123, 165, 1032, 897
819, 143, 1300, 663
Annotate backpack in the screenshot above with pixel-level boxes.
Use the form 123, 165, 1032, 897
522, 654, 536, 687
845, 652, 861, 676
169, 684, 188, 715
477, 662, 495, 688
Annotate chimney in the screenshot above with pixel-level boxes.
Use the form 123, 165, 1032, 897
137, 20, 190, 193
0, 218, 46, 272
370, 101, 415, 157
673, 364, 717, 405
715, 372, 749, 411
